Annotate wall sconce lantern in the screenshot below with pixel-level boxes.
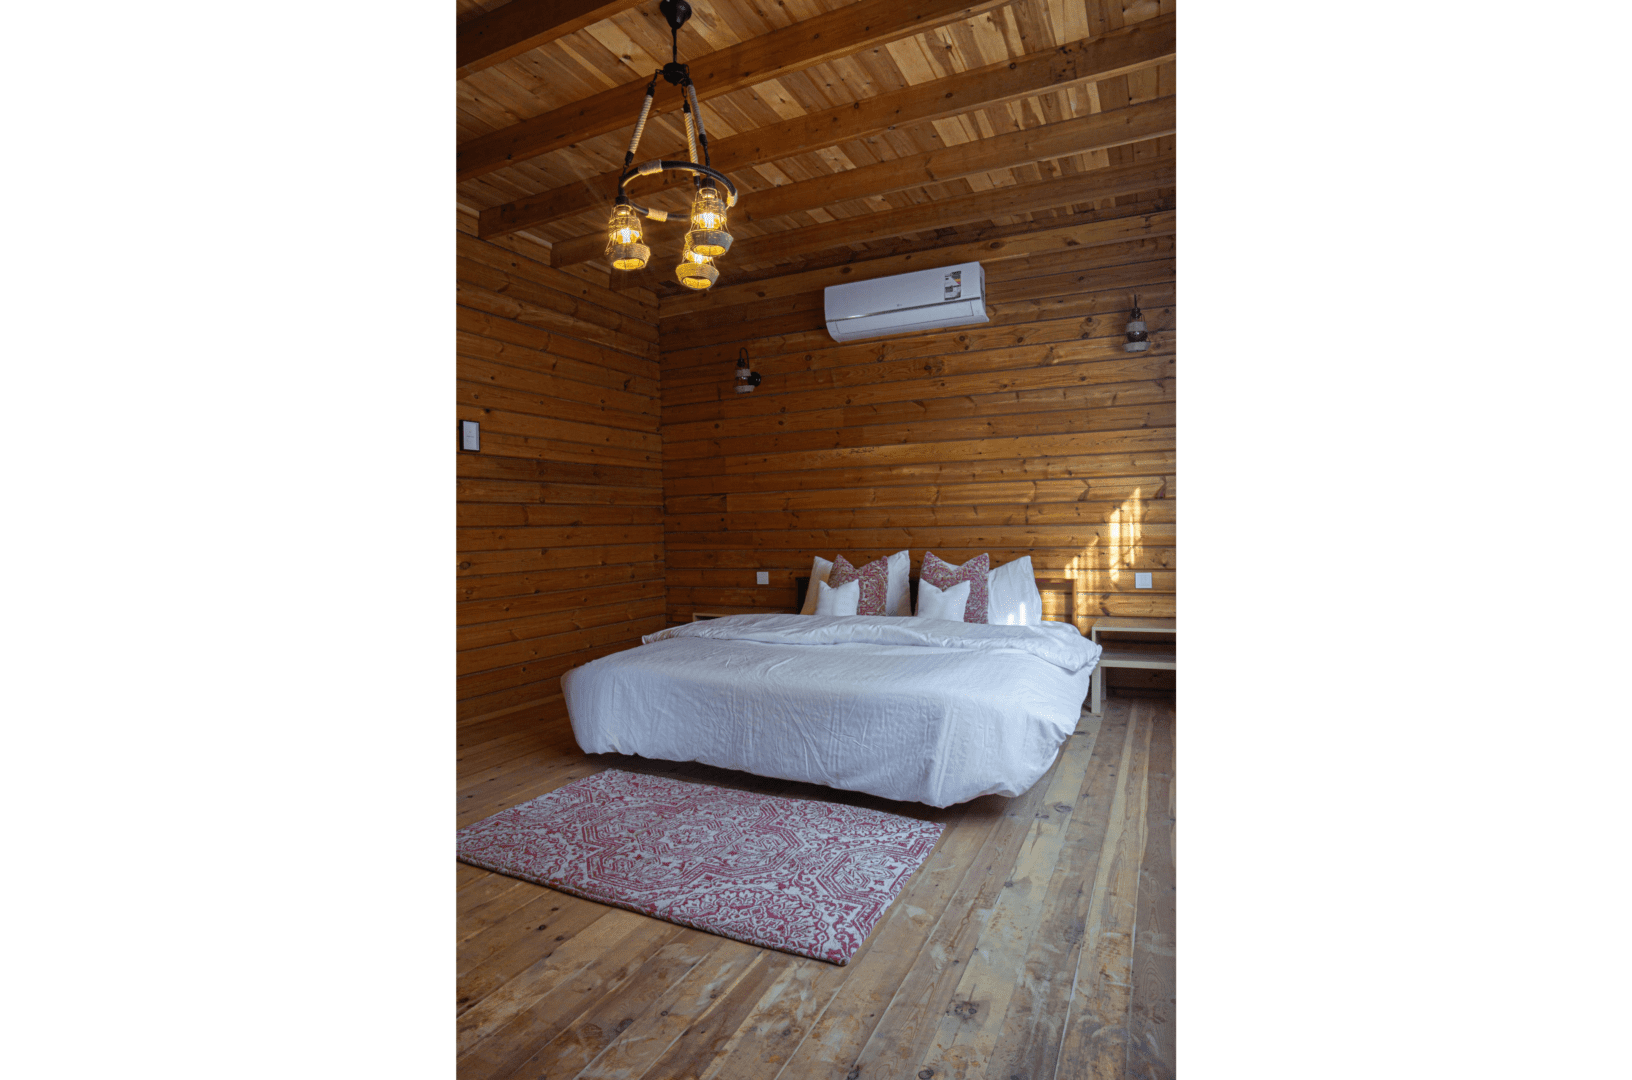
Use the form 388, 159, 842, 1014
735, 348, 761, 394
1124, 297, 1150, 352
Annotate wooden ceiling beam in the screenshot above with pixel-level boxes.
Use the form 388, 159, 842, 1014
661, 209, 1178, 317
725, 159, 1175, 267
457, 0, 649, 80
457, 0, 1010, 182
477, 14, 1176, 238
736, 98, 1174, 224
548, 97, 1174, 267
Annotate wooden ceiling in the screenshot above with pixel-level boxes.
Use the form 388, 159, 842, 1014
456, 0, 1175, 300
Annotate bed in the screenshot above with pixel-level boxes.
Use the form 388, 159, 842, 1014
561, 601, 1102, 808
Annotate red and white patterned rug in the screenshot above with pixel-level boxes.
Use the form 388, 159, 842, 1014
457, 769, 944, 965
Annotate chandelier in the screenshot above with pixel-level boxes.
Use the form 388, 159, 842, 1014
605, 0, 739, 291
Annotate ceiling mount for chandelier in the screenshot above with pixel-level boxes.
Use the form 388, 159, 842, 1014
605, 0, 739, 291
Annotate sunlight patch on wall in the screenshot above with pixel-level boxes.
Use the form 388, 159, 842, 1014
1063, 487, 1144, 627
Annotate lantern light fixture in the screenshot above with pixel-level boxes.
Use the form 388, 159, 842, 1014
675, 239, 718, 290
1124, 297, 1150, 352
606, 203, 650, 270
687, 186, 732, 258
604, 1, 738, 290
735, 348, 762, 394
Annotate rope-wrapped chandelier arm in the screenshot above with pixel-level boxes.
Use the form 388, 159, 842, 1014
619, 160, 738, 219
684, 81, 711, 167
679, 98, 700, 165
614, 74, 660, 206
622, 76, 659, 168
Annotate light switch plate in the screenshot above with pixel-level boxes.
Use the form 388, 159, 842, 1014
1135, 572, 1152, 589
756, 571, 769, 585
460, 420, 481, 451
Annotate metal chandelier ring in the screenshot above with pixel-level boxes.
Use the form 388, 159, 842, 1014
618, 160, 738, 221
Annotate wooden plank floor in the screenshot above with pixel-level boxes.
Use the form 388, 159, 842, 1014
456, 696, 1176, 1080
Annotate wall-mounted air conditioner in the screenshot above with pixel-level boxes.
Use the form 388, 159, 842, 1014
824, 262, 988, 343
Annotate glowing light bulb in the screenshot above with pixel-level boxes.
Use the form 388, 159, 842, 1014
675, 239, 718, 290
687, 187, 733, 258
604, 202, 649, 271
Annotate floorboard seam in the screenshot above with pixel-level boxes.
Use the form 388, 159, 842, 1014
1050, 939, 1086, 1080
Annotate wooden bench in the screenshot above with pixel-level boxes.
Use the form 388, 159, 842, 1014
1089, 616, 1175, 716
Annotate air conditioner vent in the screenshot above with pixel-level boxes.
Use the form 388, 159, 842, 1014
824, 262, 988, 343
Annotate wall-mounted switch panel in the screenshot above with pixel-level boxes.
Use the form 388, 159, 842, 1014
1134, 572, 1152, 589
460, 420, 481, 451
756, 571, 769, 585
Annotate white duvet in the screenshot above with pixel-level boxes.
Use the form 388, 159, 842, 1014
561, 614, 1102, 807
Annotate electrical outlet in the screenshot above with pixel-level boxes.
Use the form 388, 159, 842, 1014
1134, 572, 1152, 589
756, 571, 769, 585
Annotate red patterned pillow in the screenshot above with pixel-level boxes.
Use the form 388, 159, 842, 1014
828, 553, 890, 616
919, 551, 991, 623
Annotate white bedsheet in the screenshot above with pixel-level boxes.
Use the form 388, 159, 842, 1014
561, 614, 1102, 807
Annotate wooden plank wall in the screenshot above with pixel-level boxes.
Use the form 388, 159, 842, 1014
456, 220, 666, 738
657, 230, 1176, 633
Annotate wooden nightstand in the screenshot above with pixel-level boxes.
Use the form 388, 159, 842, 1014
1089, 616, 1176, 715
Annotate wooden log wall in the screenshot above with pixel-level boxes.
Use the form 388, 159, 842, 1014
457, 220, 665, 738
657, 229, 1176, 634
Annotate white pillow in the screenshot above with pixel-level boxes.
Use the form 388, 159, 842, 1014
799, 555, 835, 615
987, 555, 1044, 625
915, 578, 970, 622
885, 549, 911, 616
814, 577, 861, 616
802, 551, 909, 616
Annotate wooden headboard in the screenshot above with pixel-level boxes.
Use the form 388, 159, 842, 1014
794, 575, 1081, 626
